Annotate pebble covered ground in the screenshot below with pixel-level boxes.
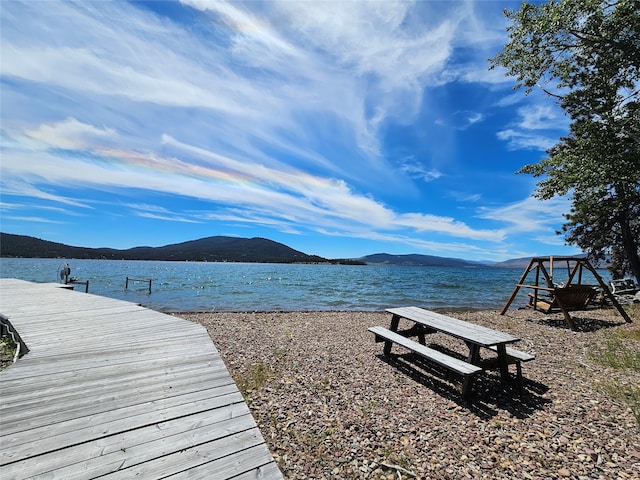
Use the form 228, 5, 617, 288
183, 307, 640, 480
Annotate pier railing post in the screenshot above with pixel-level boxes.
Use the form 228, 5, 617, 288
124, 277, 152, 293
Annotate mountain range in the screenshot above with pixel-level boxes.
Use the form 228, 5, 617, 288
0, 232, 586, 267
355, 253, 482, 267
0, 233, 329, 264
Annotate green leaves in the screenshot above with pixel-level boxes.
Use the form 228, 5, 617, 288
490, 0, 640, 281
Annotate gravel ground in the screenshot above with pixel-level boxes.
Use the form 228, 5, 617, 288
182, 307, 640, 480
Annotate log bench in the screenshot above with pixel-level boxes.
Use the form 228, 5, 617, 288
368, 326, 482, 399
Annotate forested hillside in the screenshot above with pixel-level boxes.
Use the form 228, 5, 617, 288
0, 233, 329, 263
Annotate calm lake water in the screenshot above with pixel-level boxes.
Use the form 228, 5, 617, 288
0, 258, 610, 313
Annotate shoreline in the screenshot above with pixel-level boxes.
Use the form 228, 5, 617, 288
170, 306, 496, 315
183, 307, 639, 479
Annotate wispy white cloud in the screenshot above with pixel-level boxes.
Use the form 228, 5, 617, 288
496, 94, 569, 151
517, 104, 566, 130
2, 119, 504, 243
2, 216, 67, 224
458, 64, 513, 85
496, 128, 557, 151
1, 1, 271, 118
266, 1, 455, 84
0, 202, 81, 217
400, 160, 442, 183
1, 0, 508, 178
1, 0, 575, 259
478, 195, 570, 234
450, 191, 482, 203
25, 118, 117, 150
474, 195, 577, 259
533, 234, 569, 247
180, 0, 466, 156
435, 110, 484, 130
315, 227, 501, 257
395, 213, 504, 241
0, 179, 93, 208
135, 212, 202, 224
494, 93, 523, 108
128, 203, 202, 224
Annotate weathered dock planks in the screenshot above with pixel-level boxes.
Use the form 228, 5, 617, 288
0, 278, 283, 480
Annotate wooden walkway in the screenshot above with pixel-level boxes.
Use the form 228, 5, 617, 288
0, 279, 283, 480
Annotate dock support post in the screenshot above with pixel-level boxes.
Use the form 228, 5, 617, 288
125, 277, 152, 294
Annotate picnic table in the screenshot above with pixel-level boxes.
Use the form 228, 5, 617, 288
369, 306, 534, 398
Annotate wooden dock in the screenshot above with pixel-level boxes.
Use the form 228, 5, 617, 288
0, 278, 283, 479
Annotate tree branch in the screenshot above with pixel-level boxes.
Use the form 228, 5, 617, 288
540, 86, 564, 100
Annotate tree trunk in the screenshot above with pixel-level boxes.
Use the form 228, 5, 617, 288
620, 211, 640, 284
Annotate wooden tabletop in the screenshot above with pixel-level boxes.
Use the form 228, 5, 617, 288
386, 306, 520, 347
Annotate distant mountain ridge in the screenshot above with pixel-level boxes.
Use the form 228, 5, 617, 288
0, 233, 328, 264
489, 254, 598, 269
357, 253, 480, 267
1, 232, 589, 267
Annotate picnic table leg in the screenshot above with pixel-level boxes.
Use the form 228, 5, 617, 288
516, 362, 523, 394
466, 343, 481, 365
496, 344, 510, 382
384, 314, 401, 355
461, 376, 473, 400
462, 344, 479, 400
389, 314, 400, 332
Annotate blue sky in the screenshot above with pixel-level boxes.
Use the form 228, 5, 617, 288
0, 0, 579, 261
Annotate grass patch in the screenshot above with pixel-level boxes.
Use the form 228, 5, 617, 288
617, 329, 640, 341
589, 332, 640, 370
625, 303, 640, 321
589, 328, 640, 425
236, 345, 291, 403
236, 347, 289, 400
603, 381, 640, 425
237, 362, 272, 398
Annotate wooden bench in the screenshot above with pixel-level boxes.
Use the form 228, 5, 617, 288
488, 345, 534, 391
368, 326, 482, 399
527, 293, 554, 313
527, 285, 597, 313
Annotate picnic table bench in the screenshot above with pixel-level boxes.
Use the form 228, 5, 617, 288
369, 307, 535, 399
